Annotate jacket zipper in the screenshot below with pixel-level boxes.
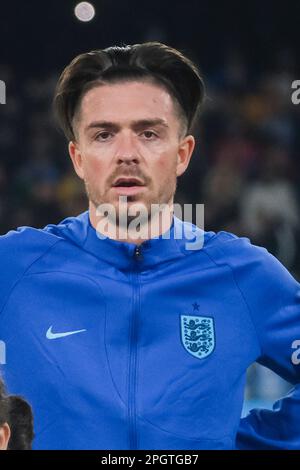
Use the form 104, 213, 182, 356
128, 245, 143, 449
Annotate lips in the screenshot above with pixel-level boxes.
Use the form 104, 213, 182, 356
112, 177, 145, 187
111, 177, 146, 196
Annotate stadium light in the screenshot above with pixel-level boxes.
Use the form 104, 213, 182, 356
74, 2, 96, 22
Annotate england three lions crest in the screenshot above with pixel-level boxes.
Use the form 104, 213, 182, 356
180, 315, 215, 359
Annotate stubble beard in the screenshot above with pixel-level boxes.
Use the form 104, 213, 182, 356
84, 172, 177, 233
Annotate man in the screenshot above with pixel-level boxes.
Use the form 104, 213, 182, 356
7, 395, 34, 450
0, 41, 299, 450
0, 377, 34, 450
0, 379, 10, 450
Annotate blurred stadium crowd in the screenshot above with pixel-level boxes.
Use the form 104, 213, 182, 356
0, 46, 299, 411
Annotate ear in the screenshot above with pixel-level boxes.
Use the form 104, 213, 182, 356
176, 135, 195, 177
0, 423, 11, 450
68, 141, 85, 180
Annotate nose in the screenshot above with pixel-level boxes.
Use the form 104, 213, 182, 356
115, 131, 140, 165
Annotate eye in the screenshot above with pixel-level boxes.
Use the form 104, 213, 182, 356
141, 130, 158, 139
95, 131, 113, 141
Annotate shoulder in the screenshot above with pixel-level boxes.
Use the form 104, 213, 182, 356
203, 230, 269, 269
0, 225, 62, 263
0, 210, 89, 274
0, 225, 61, 298
177, 217, 268, 268
0, 225, 60, 313
0, 215, 78, 288
203, 229, 299, 297
0, 211, 87, 257
0, 212, 89, 314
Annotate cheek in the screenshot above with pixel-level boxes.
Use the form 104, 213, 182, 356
154, 152, 177, 181
82, 152, 106, 182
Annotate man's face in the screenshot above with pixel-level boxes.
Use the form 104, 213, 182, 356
69, 80, 195, 226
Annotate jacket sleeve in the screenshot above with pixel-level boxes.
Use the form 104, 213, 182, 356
223, 238, 300, 449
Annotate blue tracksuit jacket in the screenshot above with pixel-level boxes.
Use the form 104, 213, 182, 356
0, 211, 299, 450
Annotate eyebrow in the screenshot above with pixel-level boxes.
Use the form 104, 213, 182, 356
85, 118, 169, 134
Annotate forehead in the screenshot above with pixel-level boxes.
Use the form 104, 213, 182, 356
78, 81, 178, 125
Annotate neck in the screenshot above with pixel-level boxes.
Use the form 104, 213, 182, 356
89, 200, 174, 244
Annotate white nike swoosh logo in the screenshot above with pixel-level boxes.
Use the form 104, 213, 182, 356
46, 326, 87, 340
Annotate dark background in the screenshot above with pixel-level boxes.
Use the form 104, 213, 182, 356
0, 0, 299, 76
1, 0, 300, 407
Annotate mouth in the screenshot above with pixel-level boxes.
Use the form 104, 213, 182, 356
112, 177, 145, 187
111, 177, 146, 196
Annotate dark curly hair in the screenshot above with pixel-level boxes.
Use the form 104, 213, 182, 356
53, 41, 205, 141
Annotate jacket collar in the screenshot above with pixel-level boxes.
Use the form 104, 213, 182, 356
59, 210, 206, 270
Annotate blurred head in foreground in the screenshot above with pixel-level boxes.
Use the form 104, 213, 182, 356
0, 377, 34, 450
0, 378, 10, 450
